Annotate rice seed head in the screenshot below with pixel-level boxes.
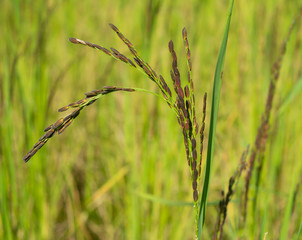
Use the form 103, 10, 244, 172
174, 70, 180, 83
44, 129, 55, 139
191, 138, 196, 150
142, 64, 155, 80
95, 45, 112, 56
133, 57, 143, 68
23, 148, 38, 163
193, 169, 198, 181
70, 108, 81, 119
127, 58, 136, 68
192, 181, 197, 190
159, 75, 172, 97
33, 141, 42, 149
122, 87, 135, 92
110, 48, 132, 65
203, 93, 207, 114
146, 63, 158, 79
117, 54, 129, 64
103, 86, 116, 90
187, 49, 192, 71
193, 190, 198, 202
75, 98, 87, 105
35, 141, 46, 151
85, 91, 98, 98
24, 128, 54, 162
92, 43, 105, 51
63, 114, 72, 122
194, 121, 199, 135
182, 27, 187, 40
192, 149, 197, 161
192, 159, 197, 170
182, 128, 188, 140
170, 71, 176, 88
108, 23, 119, 33
185, 119, 190, 130
184, 85, 190, 98
58, 119, 73, 135
69, 37, 79, 44
58, 106, 70, 112
67, 98, 87, 108
110, 47, 120, 56
52, 118, 64, 130
187, 71, 191, 84
168, 40, 174, 53
68, 103, 78, 108
177, 87, 184, 99
190, 79, 194, 92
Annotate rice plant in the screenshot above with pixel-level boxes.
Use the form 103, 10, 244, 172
23, 23, 208, 237
23, 0, 235, 237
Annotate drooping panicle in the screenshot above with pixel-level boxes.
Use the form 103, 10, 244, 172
168, 28, 207, 204
108, 23, 165, 90
23, 86, 136, 163
68, 37, 136, 67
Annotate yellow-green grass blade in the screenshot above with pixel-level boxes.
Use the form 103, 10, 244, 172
198, 0, 234, 238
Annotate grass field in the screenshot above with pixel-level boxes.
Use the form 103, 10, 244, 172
1, 0, 302, 239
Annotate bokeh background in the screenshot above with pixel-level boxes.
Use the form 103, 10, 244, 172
1, 0, 302, 239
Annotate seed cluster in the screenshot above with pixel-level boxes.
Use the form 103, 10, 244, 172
23, 24, 207, 204
168, 28, 207, 202
23, 87, 135, 162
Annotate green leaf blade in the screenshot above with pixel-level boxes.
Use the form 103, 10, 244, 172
197, 0, 234, 239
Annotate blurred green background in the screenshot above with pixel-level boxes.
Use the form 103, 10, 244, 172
1, 0, 302, 239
